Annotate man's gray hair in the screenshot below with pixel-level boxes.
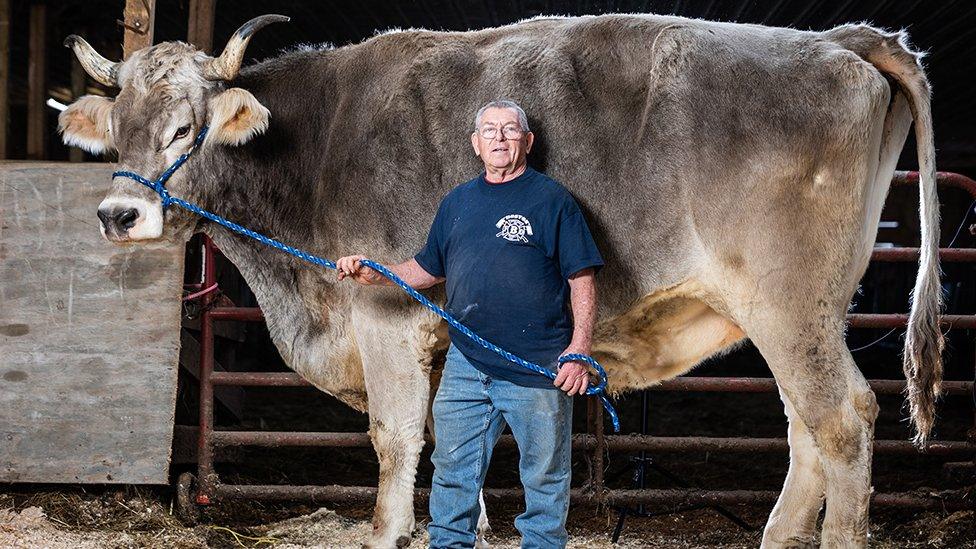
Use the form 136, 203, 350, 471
474, 100, 531, 132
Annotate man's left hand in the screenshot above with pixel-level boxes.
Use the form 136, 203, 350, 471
554, 347, 591, 395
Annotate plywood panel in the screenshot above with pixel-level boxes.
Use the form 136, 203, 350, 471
0, 162, 184, 484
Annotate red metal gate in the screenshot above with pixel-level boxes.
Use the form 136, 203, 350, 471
178, 171, 976, 514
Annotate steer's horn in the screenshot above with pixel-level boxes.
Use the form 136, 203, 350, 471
203, 14, 290, 81
64, 35, 120, 88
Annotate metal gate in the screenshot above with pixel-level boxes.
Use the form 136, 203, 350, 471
176, 171, 976, 515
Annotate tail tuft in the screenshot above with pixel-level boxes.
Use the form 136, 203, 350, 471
903, 279, 944, 445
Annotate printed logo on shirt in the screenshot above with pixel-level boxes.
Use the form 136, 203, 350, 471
495, 214, 533, 243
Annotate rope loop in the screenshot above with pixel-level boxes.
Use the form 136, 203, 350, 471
111, 126, 621, 432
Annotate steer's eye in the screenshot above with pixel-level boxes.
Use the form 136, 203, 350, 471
174, 125, 191, 140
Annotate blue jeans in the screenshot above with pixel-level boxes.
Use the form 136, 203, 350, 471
428, 344, 573, 549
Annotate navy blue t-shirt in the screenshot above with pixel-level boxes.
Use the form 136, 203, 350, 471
414, 167, 604, 388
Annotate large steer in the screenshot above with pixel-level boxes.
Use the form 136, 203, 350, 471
59, 13, 941, 548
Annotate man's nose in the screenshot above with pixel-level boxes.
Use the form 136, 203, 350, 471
97, 206, 139, 233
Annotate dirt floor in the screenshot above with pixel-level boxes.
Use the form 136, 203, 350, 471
1, 485, 974, 548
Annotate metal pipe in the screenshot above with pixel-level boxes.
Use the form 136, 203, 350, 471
893, 170, 976, 196
195, 235, 218, 505
209, 307, 264, 322
870, 248, 976, 262
848, 314, 976, 329
602, 436, 973, 456
213, 484, 975, 511
210, 371, 309, 387
207, 371, 974, 396
594, 398, 606, 504
649, 377, 974, 395
203, 302, 954, 331
209, 430, 973, 457
206, 369, 975, 399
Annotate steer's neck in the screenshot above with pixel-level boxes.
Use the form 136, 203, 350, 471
190, 137, 335, 369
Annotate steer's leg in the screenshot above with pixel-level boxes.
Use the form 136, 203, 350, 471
761, 393, 826, 548
475, 491, 491, 548
353, 304, 432, 549
733, 306, 877, 548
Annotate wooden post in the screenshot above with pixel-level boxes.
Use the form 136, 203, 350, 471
26, 2, 46, 160
187, 0, 216, 54
122, 0, 156, 59
0, 0, 10, 159
69, 53, 85, 162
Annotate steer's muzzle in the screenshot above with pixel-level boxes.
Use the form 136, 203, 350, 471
97, 205, 139, 239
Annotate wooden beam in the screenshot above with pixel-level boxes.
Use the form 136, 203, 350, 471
26, 2, 46, 160
122, 0, 156, 59
187, 0, 216, 54
0, 0, 10, 159
69, 49, 85, 162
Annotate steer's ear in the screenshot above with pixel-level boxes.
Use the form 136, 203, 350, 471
58, 95, 115, 154
206, 88, 270, 146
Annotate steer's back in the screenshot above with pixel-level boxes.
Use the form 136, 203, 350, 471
307, 15, 899, 312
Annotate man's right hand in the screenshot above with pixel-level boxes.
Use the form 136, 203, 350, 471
336, 255, 386, 286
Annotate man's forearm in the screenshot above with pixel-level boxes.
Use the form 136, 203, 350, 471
386, 258, 444, 289
567, 268, 597, 351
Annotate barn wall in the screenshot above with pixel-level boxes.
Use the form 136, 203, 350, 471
0, 162, 183, 484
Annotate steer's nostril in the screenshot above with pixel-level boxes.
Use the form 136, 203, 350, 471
116, 208, 138, 230
96, 208, 112, 227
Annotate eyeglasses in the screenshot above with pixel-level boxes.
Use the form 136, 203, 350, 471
478, 125, 524, 140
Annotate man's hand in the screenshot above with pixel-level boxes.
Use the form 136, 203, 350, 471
553, 346, 591, 395
336, 255, 386, 286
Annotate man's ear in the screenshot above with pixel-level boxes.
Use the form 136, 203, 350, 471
206, 88, 270, 146
58, 95, 115, 154
470, 132, 480, 157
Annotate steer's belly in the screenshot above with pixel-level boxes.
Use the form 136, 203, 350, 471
592, 279, 746, 393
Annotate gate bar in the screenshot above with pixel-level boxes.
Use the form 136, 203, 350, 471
208, 371, 974, 395
211, 485, 975, 511
208, 430, 974, 456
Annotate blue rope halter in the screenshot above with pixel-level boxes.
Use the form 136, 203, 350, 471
112, 126, 621, 431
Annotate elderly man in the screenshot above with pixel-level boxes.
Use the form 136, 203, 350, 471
337, 99, 603, 548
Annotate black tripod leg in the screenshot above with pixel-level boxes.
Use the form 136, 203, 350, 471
646, 461, 755, 531
611, 506, 628, 543
709, 504, 755, 531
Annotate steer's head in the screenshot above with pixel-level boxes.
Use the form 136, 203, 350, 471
59, 15, 288, 242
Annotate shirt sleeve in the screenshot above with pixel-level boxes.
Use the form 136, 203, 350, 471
556, 203, 604, 279
414, 197, 448, 278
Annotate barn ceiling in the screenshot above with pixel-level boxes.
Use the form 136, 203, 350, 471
7, 0, 976, 169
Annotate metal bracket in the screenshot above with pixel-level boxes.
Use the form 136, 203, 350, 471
116, 0, 153, 35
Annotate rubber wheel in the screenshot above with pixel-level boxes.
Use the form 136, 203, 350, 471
175, 472, 201, 524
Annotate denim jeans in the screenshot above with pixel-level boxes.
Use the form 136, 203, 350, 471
428, 344, 573, 549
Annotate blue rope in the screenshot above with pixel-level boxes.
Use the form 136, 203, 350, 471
113, 126, 621, 432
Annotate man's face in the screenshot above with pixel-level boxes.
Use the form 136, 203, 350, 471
470, 107, 534, 172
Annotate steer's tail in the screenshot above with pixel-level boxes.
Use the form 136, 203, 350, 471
827, 24, 943, 445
